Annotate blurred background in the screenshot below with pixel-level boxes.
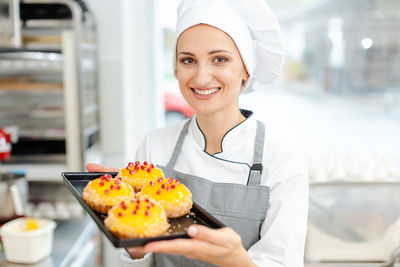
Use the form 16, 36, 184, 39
0, 0, 400, 266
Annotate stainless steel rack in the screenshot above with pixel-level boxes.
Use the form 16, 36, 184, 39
0, 0, 101, 181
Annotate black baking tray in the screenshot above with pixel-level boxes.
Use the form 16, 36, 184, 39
62, 172, 225, 248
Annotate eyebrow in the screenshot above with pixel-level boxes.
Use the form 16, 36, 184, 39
177, 49, 232, 56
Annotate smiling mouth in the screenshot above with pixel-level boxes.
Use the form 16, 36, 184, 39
191, 87, 221, 96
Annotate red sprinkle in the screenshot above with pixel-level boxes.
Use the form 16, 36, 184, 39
145, 198, 150, 203
135, 161, 140, 165
132, 210, 137, 215
100, 176, 105, 181
161, 184, 165, 189
167, 186, 172, 192
110, 184, 114, 190
147, 168, 152, 173
118, 212, 123, 217
149, 164, 154, 169
99, 181, 104, 186
143, 161, 148, 166
149, 181, 155, 186
175, 180, 180, 185
105, 176, 111, 182
128, 162, 134, 166
105, 189, 110, 194
136, 199, 141, 204
157, 177, 163, 183
115, 178, 121, 184
116, 185, 121, 190
145, 210, 150, 216
171, 184, 176, 189
146, 204, 151, 209
156, 189, 162, 195
168, 177, 173, 184
129, 170, 135, 175
105, 174, 112, 178
141, 165, 146, 170
150, 202, 155, 207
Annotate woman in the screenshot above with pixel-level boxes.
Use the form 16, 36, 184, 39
88, 0, 308, 266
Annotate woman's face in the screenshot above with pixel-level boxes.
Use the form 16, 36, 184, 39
176, 24, 249, 116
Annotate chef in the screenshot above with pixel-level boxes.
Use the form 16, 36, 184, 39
88, 0, 308, 266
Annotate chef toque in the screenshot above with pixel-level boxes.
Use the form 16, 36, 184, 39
173, 0, 285, 94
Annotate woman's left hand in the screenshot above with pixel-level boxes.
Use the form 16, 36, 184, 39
143, 225, 256, 267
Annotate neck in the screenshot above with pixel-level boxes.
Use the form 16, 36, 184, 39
196, 109, 246, 155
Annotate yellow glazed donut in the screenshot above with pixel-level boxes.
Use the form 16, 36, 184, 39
104, 195, 170, 238
117, 161, 164, 192
140, 177, 193, 218
82, 174, 135, 213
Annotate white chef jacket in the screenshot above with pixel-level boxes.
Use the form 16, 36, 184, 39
121, 111, 309, 267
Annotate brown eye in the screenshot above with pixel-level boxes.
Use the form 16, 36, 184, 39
181, 58, 195, 64
214, 56, 228, 63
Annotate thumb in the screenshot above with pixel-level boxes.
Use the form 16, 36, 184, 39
86, 163, 119, 172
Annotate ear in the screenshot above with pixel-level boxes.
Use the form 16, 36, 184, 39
243, 71, 250, 83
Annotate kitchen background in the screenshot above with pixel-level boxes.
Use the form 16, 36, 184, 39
0, 0, 399, 266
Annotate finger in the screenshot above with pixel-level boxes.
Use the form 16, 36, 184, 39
86, 163, 119, 172
126, 246, 147, 259
187, 225, 241, 247
144, 238, 224, 261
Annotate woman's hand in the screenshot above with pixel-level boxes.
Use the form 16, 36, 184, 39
86, 163, 119, 172
143, 225, 256, 267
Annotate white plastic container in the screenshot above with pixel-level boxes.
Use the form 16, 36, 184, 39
0, 217, 56, 264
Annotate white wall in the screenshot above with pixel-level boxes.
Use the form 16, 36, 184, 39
86, 0, 164, 168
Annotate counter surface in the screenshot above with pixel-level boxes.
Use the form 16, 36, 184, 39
0, 216, 98, 267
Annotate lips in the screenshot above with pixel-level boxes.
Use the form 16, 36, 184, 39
191, 87, 220, 96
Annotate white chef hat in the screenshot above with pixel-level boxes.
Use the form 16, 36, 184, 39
173, 0, 285, 94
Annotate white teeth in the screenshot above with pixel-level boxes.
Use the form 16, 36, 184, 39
193, 88, 220, 96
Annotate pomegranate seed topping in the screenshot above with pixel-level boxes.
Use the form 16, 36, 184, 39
145, 198, 150, 203
100, 176, 105, 181
99, 181, 104, 186
132, 210, 137, 215
147, 168, 152, 173
129, 170, 135, 175
171, 184, 176, 189
110, 184, 114, 190
175, 180, 180, 185
145, 210, 150, 216
136, 205, 140, 210
157, 177, 163, 183
167, 186, 172, 192
168, 177, 173, 184
116, 185, 121, 190
141, 165, 146, 170
105, 176, 111, 182
151, 202, 155, 207
146, 204, 151, 209
149, 164, 154, 169
135, 161, 140, 165
143, 161, 148, 166
156, 189, 162, 195
120, 201, 125, 206
149, 181, 155, 186
118, 212, 123, 217
136, 199, 140, 204
128, 162, 134, 166
105, 189, 110, 194
105, 174, 112, 178
161, 184, 165, 189
115, 178, 121, 185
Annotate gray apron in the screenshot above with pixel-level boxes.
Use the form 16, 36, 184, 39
153, 119, 270, 267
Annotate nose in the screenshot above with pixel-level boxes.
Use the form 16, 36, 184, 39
192, 63, 212, 87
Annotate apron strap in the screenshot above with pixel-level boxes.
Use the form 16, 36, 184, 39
166, 119, 191, 169
248, 120, 265, 185
167, 118, 266, 186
